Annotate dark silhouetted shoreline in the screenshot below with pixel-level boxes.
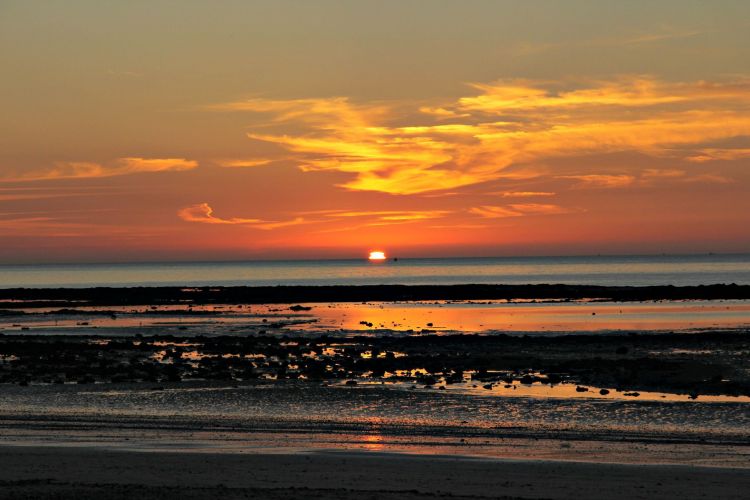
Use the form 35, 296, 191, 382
2, 283, 750, 308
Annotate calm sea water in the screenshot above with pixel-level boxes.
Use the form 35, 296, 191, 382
1, 254, 749, 288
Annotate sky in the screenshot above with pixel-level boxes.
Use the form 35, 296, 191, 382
1, 0, 750, 263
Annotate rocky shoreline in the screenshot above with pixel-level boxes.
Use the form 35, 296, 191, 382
2, 283, 750, 308
1, 330, 748, 397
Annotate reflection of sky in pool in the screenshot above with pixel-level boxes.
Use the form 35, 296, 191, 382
3, 300, 750, 335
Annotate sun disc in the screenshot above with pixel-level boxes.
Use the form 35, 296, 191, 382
368, 251, 386, 261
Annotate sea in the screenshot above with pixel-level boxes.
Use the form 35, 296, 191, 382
1, 253, 749, 288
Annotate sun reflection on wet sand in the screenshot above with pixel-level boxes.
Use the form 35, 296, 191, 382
360, 432, 386, 451
4, 300, 750, 335
310, 300, 750, 333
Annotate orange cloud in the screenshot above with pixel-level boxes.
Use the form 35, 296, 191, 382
211, 77, 750, 195
681, 174, 732, 184
178, 203, 309, 230
209, 96, 388, 130
459, 79, 681, 112
499, 191, 556, 198
0, 193, 76, 202
179, 204, 454, 234
2, 158, 198, 182
322, 210, 450, 221
686, 148, 750, 163
640, 169, 686, 179
456, 77, 744, 112
469, 203, 572, 218
623, 29, 705, 45
215, 159, 273, 168
559, 175, 636, 188
0, 208, 128, 238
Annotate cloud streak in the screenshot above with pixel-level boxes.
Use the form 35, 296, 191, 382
499, 191, 556, 198
312, 209, 450, 221
179, 204, 454, 232
469, 204, 573, 219
178, 203, 309, 230
558, 175, 636, 189
2, 158, 198, 182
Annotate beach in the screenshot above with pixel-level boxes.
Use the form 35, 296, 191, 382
5, 1, 750, 496
1, 284, 749, 498
1, 446, 749, 499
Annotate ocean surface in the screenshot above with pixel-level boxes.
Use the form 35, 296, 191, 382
1, 254, 749, 288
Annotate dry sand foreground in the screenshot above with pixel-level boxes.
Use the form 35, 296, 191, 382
0, 446, 748, 499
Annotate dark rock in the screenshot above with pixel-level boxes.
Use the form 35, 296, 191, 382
289, 305, 312, 312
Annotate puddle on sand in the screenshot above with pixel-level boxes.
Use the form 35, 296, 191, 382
311, 300, 750, 333
2, 299, 750, 335
342, 378, 750, 403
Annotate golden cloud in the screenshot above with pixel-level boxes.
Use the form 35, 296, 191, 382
499, 191, 556, 198
322, 210, 450, 221
686, 148, 750, 163
212, 77, 750, 195
178, 203, 309, 230
215, 159, 273, 168
469, 203, 572, 218
2, 158, 198, 182
559, 175, 636, 188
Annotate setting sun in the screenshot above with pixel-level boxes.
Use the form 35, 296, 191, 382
368, 251, 387, 261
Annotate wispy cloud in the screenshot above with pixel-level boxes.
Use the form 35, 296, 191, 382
469, 203, 573, 219
207, 96, 389, 129
178, 203, 309, 230
180, 203, 456, 232
0, 216, 94, 237
640, 169, 686, 180
681, 174, 732, 184
209, 76, 750, 195
623, 28, 704, 45
215, 159, 274, 168
508, 27, 705, 56
498, 191, 556, 198
0, 209, 123, 237
558, 174, 636, 188
2, 158, 198, 182
0, 193, 79, 202
685, 148, 750, 163
320, 210, 450, 222
458, 78, 689, 111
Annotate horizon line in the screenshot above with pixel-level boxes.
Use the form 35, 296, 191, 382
1, 251, 747, 268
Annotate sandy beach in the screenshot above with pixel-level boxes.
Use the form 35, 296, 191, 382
1, 285, 749, 498
1, 445, 748, 500
5, 0, 750, 496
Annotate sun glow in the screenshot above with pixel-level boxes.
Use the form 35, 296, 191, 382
368, 250, 386, 261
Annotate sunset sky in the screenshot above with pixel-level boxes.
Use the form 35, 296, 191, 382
2, 1, 750, 263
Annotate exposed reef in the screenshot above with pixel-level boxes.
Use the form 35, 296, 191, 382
1, 331, 748, 398
1, 283, 750, 308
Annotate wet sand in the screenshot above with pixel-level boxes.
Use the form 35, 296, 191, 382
0, 445, 748, 499
1, 285, 748, 498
